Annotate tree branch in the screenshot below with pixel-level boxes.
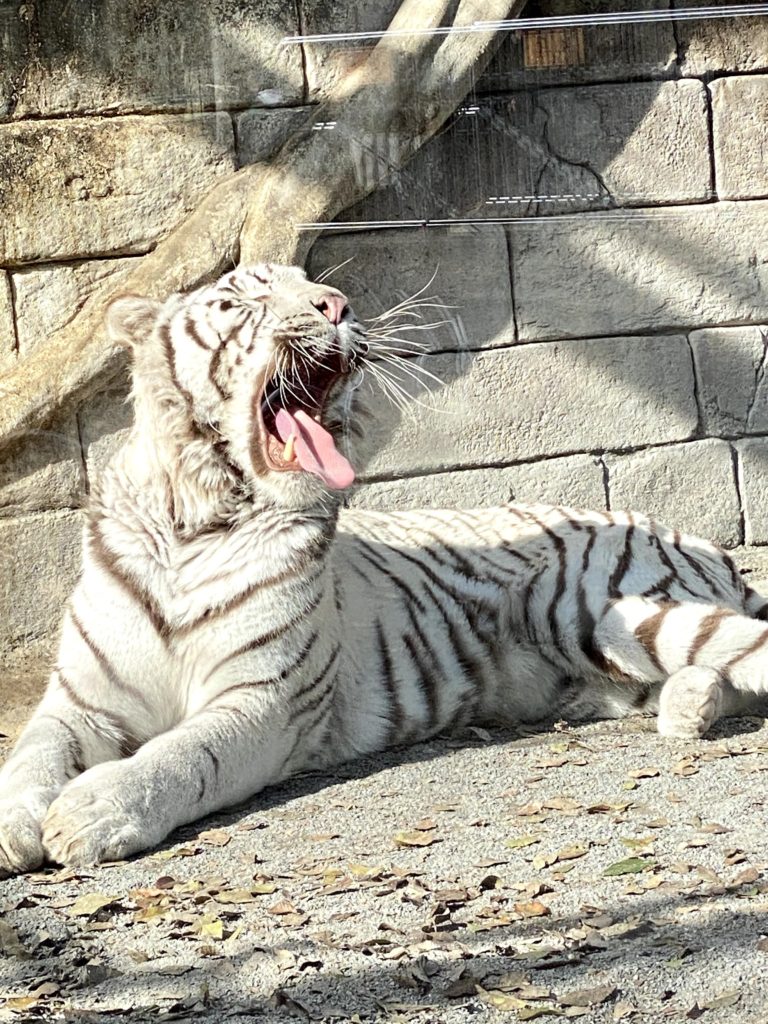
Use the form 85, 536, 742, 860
0, 0, 524, 453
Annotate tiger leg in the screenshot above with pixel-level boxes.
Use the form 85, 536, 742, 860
0, 670, 142, 875
592, 596, 768, 738
657, 667, 724, 738
40, 692, 301, 867
0, 598, 167, 875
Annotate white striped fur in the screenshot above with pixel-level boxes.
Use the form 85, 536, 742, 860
1, 262, 767, 873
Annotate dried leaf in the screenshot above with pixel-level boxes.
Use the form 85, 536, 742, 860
514, 900, 551, 918
196, 915, 224, 940
543, 797, 583, 813
702, 989, 741, 1010
505, 834, 542, 850
559, 985, 617, 1008
5, 996, 39, 1011
133, 905, 168, 924
620, 836, 655, 851
628, 767, 660, 779
603, 857, 656, 877
532, 852, 559, 870
613, 1001, 636, 1020
394, 830, 438, 848
555, 844, 589, 862
269, 899, 300, 916
67, 892, 119, 917
215, 888, 258, 905
198, 828, 231, 847
250, 881, 279, 895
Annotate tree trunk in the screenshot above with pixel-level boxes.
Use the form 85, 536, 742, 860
0, 0, 524, 453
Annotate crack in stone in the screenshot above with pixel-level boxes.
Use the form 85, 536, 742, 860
535, 96, 614, 211
746, 328, 768, 433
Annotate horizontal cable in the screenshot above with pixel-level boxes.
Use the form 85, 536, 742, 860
282, 4, 768, 45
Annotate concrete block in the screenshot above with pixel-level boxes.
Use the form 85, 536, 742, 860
16, 0, 303, 117
301, 0, 401, 98
738, 439, 768, 545
12, 258, 138, 358
0, 415, 85, 517
78, 380, 135, 483
0, 2, 29, 120
480, 0, 676, 91
236, 108, 310, 169
678, 6, 768, 75
349, 453, 606, 512
344, 81, 710, 223
690, 326, 768, 437
0, 272, 15, 370
349, 335, 697, 479
308, 226, 514, 352
606, 439, 741, 549
0, 510, 83, 653
511, 201, 768, 341
0, 114, 235, 264
711, 77, 768, 201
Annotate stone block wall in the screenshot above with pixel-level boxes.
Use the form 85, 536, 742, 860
1, 0, 768, 664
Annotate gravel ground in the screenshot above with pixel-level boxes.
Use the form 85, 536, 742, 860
1, 714, 768, 1024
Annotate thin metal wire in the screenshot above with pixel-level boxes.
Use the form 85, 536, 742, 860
282, 4, 768, 45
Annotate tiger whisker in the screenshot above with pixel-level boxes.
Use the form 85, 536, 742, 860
314, 257, 355, 284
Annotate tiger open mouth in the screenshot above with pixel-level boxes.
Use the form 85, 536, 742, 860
258, 351, 355, 490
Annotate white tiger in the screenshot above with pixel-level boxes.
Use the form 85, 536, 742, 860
0, 262, 766, 874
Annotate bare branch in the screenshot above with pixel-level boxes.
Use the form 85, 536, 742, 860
0, 0, 524, 452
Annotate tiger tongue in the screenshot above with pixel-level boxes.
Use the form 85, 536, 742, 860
275, 408, 355, 490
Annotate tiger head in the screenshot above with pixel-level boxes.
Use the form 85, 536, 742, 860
106, 264, 367, 507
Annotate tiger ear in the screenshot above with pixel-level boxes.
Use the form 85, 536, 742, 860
105, 294, 163, 349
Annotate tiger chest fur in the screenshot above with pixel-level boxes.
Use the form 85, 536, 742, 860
0, 261, 767, 874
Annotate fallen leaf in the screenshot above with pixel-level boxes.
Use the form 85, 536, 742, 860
532, 852, 559, 870
559, 985, 617, 1008
250, 881, 279, 895
514, 900, 551, 918
198, 828, 231, 847
67, 893, 119, 917
702, 989, 741, 1010
628, 768, 660, 779
555, 844, 589, 862
613, 1001, 635, 1020
620, 836, 655, 851
603, 857, 656, 877
506, 834, 542, 850
269, 899, 300, 916
394, 830, 438, 848
196, 915, 224, 940
543, 797, 583, 813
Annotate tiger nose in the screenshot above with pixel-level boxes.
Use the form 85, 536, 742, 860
311, 291, 349, 325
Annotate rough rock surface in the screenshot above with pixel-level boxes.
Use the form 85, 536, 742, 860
0, 114, 235, 264
352, 337, 697, 479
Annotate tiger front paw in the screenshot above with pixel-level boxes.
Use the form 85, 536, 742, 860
0, 796, 49, 876
41, 764, 151, 867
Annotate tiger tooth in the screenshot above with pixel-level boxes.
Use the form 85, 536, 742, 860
283, 433, 296, 462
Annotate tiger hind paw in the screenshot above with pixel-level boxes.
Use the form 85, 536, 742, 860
657, 666, 722, 739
